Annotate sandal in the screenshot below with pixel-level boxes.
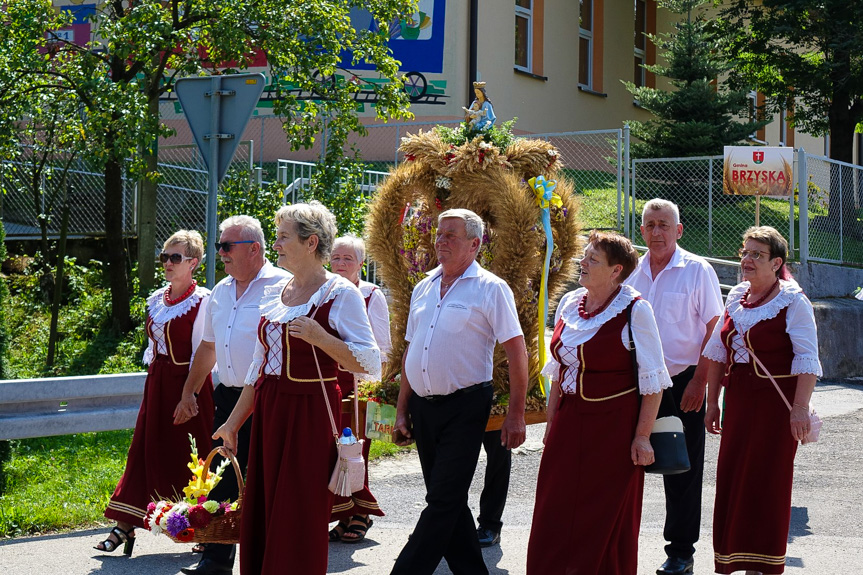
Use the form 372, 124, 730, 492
341, 515, 373, 544
94, 525, 135, 556
329, 520, 349, 542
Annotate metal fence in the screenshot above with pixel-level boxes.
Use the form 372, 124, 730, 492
629, 155, 795, 259
6, 126, 863, 269
803, 153, 863, 265
1, 142, 252, 248
627, 149, 863, 267
1, 154, 136, 239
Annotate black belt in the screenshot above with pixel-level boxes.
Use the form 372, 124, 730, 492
419, 381, 492, 403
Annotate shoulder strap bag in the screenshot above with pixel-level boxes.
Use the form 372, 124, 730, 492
628, 302, 691, 475
307, 279, 366, 496
747, 347, 821, 444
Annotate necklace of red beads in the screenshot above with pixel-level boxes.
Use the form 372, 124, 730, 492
164, 280, 197, 306
578, 285, 622, 319
740, 278, 779, 309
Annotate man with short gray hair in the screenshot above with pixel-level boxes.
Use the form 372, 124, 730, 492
625, 198, 723, 575
391, 208, 528, 575
173, 215, 290, 575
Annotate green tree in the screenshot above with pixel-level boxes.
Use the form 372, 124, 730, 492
719, 0, 863, 232
1, 0, 415, 332
624, 0, 764, 158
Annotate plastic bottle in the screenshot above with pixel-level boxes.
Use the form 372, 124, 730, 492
339, 427, 357, 445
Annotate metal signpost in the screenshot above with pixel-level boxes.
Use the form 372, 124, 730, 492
175, 73, 265, 287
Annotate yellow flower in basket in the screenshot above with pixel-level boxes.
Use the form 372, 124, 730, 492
182, 435, 230, 503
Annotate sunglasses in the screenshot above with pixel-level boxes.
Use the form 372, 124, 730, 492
738, 249, 770, 261
159, 252, 194, 264
215, 240, 255, 252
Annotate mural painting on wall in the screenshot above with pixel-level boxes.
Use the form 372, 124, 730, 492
52, 0, 449, 113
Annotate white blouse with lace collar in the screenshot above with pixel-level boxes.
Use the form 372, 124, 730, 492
142, 285, 211, 365
244, 274, 381, 384
701, 280, 822, 376
540, 285, 672, 395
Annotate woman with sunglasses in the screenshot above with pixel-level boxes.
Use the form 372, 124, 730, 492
213, 202, 380, 574
96, 230, 214, 556
703, 226, 821, 575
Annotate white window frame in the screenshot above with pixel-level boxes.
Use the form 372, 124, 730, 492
633, 0, 646, 88
778, 106, 786, 146
579, 0, 594, 88
515, 0, 533, 72
748, 90, 767, 144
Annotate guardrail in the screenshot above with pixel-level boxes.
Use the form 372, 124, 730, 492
0, 373, 147, 440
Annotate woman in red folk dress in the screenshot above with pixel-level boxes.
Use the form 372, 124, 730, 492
327, 234, 392, 544
526, 231, 672, 575
214, 202, 380, 575
96, 230, 214, 556
703, 226, 821, 575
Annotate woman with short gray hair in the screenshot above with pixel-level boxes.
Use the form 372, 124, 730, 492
328, 234, 391, 542
214, 203, 380, 574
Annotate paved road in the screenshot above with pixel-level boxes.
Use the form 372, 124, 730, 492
2, 381, 862, 574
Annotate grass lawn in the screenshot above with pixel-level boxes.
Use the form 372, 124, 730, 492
0, 430, 412, 538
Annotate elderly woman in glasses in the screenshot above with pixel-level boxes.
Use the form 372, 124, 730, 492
703, 226, 821, 575
214, 202, 380, 575
96, 230, 213, 556
327, 234, 391, 543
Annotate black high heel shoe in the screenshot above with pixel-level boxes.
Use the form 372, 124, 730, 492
94, 525, 135, 556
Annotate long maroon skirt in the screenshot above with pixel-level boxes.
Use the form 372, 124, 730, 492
239, 375, 339, 575
714, 364, 799, 574
105, 357, 214, 527
527, 392, 643, 575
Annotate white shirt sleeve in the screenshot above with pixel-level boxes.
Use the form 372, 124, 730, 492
189, 294, 209, 365
696, 262, 725, 324
485, 280, 524, 344
244, 337, 266, 385
629, 299, 673, 395
142, 339, 154, 366
541, 291, 577, 383
202, 294, 216, 343
330, 289, 382, 380
702, 312, 727, 363
786, 294, 823, 376
367, 288, 392, 359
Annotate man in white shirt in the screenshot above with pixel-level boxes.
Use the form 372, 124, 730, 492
625, 198, 724, 575
391, 209, 528, 575
173, 215, 290, 575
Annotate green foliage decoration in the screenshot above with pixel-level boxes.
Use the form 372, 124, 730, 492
623, 0, 766, 158
436, 118, 519, 150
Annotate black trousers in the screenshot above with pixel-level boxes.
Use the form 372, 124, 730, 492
662, 365, 706, 559
201, 384, 253, 567
477, 429, 511, 533
391, 385, 493, 575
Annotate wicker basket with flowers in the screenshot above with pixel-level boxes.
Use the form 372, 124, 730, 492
144, 435, 243, 544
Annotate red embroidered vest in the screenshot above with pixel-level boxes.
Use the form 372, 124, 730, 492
550, 299, 638, 408
720, 306, 795, 380
257, 297, 341, 382
145, 301, 201, 366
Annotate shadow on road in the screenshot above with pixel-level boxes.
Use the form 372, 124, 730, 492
789, 506, 813, 541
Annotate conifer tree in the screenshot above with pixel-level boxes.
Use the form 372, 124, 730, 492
624, 0, 765, 158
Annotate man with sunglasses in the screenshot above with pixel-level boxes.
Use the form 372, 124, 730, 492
624, 198, 724, 575
173, 215, 290, 575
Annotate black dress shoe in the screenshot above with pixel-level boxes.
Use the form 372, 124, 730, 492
657, 556, 694, 575
180, 558, 233, 575
476, 526, 501, 548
